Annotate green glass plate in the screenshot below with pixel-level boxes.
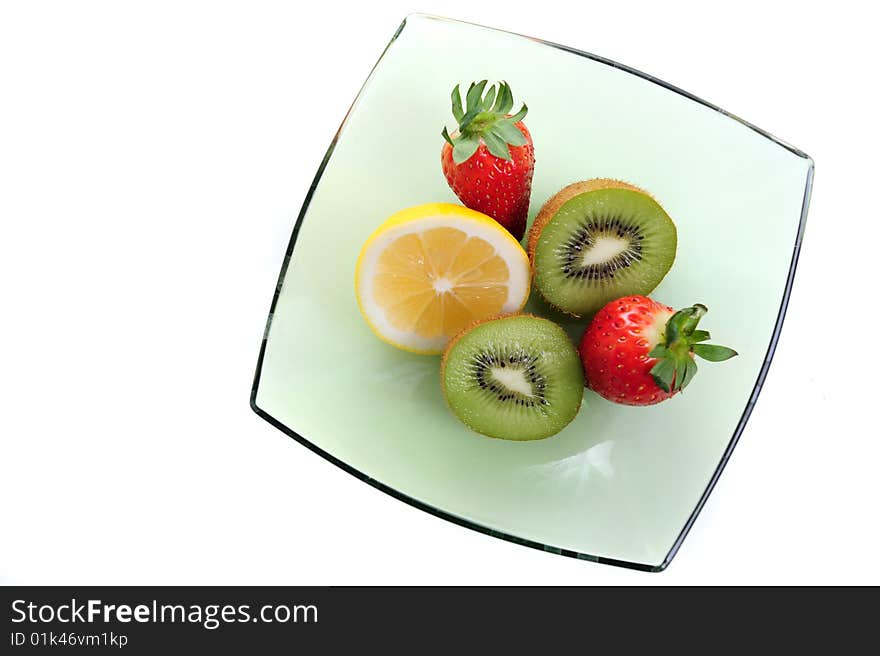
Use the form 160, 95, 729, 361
251, 14, 813, 571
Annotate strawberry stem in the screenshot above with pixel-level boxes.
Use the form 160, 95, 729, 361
442, 81, 528, 164
648, 304, 737, 393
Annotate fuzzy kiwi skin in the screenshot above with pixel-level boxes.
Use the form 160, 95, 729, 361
527, 179, 674, 317
440, 313, 584, 441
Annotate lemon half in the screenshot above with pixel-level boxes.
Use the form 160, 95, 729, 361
355, 203, 531, 354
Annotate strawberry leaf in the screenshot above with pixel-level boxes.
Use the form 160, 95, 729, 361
451, 85, 464, 123
482, 131, 511, 160
494, 120, 527, 147
693, 344, 738, 362
491, 82, 509, 113
498, 82, 514, 114
452, 135, 480, 164
481, 84, 497, 111
458, 107, 479, 132
650, 358, 677, 393
466, 80, 488, 113
679, 358, 698, 391
508, 103, 528, 124
690, 330, 711, 343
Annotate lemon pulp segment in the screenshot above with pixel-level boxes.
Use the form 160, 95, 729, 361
356, 204, 530, 354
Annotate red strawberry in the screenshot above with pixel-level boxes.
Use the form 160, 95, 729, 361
441, 81, 535, 241
579, 295, 737, 406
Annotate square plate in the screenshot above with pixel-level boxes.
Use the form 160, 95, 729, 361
251, 14, 812, 571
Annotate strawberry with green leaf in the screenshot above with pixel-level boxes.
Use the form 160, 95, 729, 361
579, 295, 737, 406
441, 80, 535, 241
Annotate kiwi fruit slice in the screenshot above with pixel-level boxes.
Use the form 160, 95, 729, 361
528, 179, 677, 317
441, 314, 584, 441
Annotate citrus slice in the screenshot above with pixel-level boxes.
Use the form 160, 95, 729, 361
356, 203, 531, 354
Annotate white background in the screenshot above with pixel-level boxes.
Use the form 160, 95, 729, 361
1, 1, 877, 585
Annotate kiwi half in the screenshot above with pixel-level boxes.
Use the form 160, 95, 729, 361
528, 179, 677, 317
441, 314, 584, 441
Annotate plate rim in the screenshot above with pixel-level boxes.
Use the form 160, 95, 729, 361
249, 13, 814, 572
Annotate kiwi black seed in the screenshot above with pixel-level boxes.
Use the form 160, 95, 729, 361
528, 179, 677, 316
441, 315, 584, 441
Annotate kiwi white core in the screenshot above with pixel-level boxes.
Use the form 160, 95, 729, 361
580, 236, 630, 267
490, 367, 534, 397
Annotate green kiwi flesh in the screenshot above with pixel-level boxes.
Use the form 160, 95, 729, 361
534, 188, 677, 316
441, 315, 584, 441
